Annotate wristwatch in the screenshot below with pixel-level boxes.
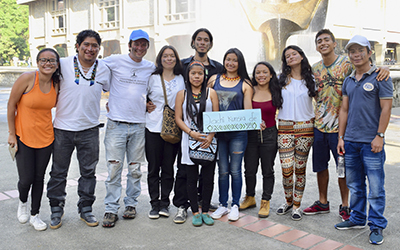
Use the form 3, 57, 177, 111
377, 132, 384, 138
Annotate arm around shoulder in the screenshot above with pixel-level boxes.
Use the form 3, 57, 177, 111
209, 88, 219, 112
207, 74, 217, 88
243, 80, 254, 109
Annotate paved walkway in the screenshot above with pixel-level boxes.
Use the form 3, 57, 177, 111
1, 94, 400, 249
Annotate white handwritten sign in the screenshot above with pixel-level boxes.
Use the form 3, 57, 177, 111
203, 109, 262, 132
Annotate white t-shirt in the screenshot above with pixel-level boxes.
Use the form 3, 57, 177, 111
54, 55, 110, 131
146, 74, 185, 133
103, 54, 155, 123
277, 77, 315, 122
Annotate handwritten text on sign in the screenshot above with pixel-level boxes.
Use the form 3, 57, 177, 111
203, 109, 262, 132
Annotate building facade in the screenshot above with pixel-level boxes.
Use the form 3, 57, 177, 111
18, 0, 399, 69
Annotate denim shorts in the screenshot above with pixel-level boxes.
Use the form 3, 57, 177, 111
312, 128, 339, 172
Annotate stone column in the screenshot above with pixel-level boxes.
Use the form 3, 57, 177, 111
396, 45, 400, 64
374, 43, 385, 66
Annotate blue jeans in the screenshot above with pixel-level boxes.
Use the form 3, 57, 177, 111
104, 119, 145, 214
217, 131, 247, 207
345, 141, 387, 230
47, 127, 99, 210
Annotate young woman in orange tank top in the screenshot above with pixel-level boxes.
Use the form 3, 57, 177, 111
7, 48, 61, 231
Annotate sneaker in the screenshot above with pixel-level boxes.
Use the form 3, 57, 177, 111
201, 213, 214, 225
123, 206, 136, 219
369, 229, 384, 245
192, 213, 203, 227
258, 200, 270, 218
173, 206, 187, 224
209, 203, 218, 212
159, 207, 170, 217
80, 206, 99, 227
198, 201, 218, 212
148, 207, 160, 219
335, 219, 366, 230
228, 205, 239, 221
50, 206, 64, 229
239, 195, 256, 210
30, 214, 47, 231
303, 200, 330, 215
17, 200, 29, 224
102, 213, 118, 228
211, 205, 229, 219
291, 207, 303, 221
276, 203, 293, 215
339, 204, 351, 221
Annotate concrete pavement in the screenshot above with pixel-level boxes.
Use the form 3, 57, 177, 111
1, 102, 400, 249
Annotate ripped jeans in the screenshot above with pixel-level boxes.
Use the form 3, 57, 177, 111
104, 119, 145, 214
217, 131, 247, 207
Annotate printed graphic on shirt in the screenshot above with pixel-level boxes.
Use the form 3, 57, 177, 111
215, 90, 237, 111
363, 82, 374, 91
313, 55, 353, 133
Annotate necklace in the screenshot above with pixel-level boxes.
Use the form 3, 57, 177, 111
192, 91, 201, 101
74, 56, 98, 86
222, 73, 240, 82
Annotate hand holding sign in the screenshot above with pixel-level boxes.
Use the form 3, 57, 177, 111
203, 109, 262, 133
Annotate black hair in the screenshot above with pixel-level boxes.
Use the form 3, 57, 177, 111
153, 45, 183, 76
222, 48, 251, 84
251, 61, 282, 109
75, 29, 101, 53
185, 61, 208, 131
315, 29, 336, 44
191, 28, 213, 48
279, 45, 316, 99
36, 48, 62, 85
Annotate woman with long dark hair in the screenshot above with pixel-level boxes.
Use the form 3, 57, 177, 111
175, 61, 219, 226
145, 45, 184, 219
7, 48, 61, 231
240, 62, 281, 218
208, 48, 253, 221
275, 45, 316, 221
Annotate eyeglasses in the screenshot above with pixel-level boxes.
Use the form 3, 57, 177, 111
38, 58, 58, 65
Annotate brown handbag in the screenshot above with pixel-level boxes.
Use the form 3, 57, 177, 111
160, 75, 181, 144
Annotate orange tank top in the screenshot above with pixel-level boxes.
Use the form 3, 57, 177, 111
15, 71, 57, 148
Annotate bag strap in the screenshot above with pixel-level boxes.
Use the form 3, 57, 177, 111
160, 75, 169, 106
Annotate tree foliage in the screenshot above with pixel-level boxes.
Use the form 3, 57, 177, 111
0, 0, 29, 64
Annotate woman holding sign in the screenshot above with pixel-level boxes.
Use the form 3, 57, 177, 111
240, 62, 281, 218
208, 48, 253, 221
175, 61, 219, 226
275, 45, 316, 221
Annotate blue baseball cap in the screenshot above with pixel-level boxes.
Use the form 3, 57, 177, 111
129, 29, 150, 43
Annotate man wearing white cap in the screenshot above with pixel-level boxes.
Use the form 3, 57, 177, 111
335, 35, 392, 245
102, 29, 155, 228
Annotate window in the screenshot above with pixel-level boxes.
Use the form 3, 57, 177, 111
102, 40, 121, 58
165, 0, 196, 22
99, 0, 119, 29
51, 0, 66, 35
54, 44, 68, 58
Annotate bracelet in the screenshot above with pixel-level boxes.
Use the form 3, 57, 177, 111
339, 135, 344, 139
188, 130, 192, 136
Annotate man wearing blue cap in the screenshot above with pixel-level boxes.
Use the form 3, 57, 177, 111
335, 35, 392, 245
102, 29, 155, 228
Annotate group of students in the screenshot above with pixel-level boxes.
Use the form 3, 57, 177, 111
8, 27, 392, 245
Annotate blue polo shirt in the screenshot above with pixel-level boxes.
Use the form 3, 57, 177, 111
342, 65, 393, 143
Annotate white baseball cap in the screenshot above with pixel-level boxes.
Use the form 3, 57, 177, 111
345, 35, 371, 50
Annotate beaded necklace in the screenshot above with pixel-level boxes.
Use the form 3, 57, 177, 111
192, 91, 201, 101
221, 73, 240, 81
74, 56, 98, 86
